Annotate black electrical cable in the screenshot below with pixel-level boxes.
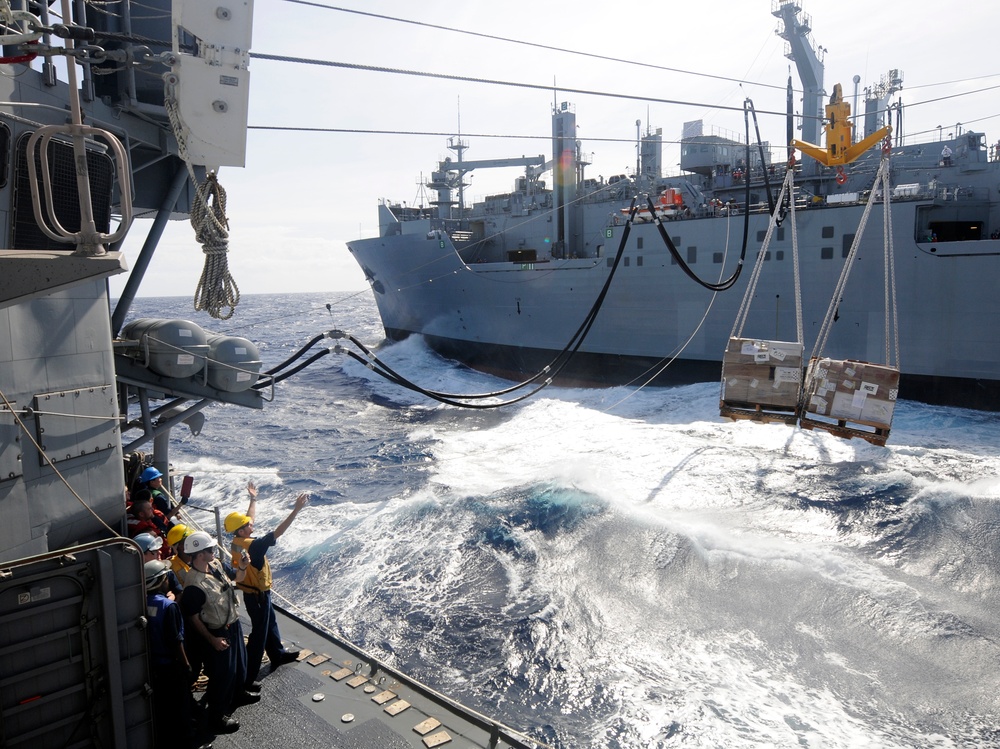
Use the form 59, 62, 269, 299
253, 348, 332, 388
263, 332, 328, 375
648, 196, 749, 292
748, 99, 782, 223
330, 201, 642, 408
247, 202, 641, 407
647, 102, 754, 292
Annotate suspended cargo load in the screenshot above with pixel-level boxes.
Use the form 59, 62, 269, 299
720, 338, 803, 424
794, 132, 900, 445
799, 358, 899, 446
206, 335, 262, 392
720, 167, 803, 425
120, 318, 210, 379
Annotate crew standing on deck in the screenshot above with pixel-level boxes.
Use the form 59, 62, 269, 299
225, 482, 307, 690
180, 531, 259, 736
144, 559, 201, 749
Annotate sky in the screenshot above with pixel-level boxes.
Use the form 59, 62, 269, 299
110, 0, 1000, 299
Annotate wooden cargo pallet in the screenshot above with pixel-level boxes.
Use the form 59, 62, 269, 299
720, 400, 800, 425
798, 412, 890, 446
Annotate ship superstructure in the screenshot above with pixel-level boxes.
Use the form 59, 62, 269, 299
348, 2, 1000, 409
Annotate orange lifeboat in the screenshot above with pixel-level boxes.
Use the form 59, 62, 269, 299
620, 188, 684, 221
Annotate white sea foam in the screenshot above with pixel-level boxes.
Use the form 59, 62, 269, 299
138, 294, 1000, 748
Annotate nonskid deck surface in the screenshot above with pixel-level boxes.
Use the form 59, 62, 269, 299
209, 602, 532, 749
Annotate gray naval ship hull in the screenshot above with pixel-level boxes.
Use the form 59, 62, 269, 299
349, 191, 1000, 410
349, 0, 1000, 412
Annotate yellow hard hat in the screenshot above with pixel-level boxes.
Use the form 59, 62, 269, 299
166, 524, 191, 548
224, 512, 252, 534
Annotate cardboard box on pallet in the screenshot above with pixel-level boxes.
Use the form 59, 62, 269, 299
721, 338, 803, 409
803, 358, 899, 427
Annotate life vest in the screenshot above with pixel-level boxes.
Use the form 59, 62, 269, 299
170, 555, 192, 587
231, 535, 272, 593
187, 563, 239, 630
146, 592, 181, 665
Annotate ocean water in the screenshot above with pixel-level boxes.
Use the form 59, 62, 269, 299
128, 291, 1000, 748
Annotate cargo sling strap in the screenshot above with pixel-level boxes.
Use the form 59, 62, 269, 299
804, 153, 900, 377
728, 166, 803, 347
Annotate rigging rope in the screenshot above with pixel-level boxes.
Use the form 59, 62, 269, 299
808, 157, 894, 362
884, 143, 900, 368
165, 85, 241, 320
729, 167, 799, 340
190, 174, 240, 320
248, 52, 793, 120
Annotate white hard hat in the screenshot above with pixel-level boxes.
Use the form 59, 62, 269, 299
183, 531, 218, 555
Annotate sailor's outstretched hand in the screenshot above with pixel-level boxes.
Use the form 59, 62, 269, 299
247, 481, 258, 500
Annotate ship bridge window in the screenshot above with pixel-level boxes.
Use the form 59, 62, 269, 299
777, 228, 785, 242
821, 247, 834, 260
637, 256, 643, 267
713, 252, 723, 264
624, 257, 630, 267
842, 233, 855, 257
757, 230, 766, 242
687, 247, 697, 263
636, 237, 643, 250
822, 226, 835, 238
776, 250, 784, 261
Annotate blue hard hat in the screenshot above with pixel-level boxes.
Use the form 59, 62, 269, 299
140, 467, 163, 483
133, 532, 163, 554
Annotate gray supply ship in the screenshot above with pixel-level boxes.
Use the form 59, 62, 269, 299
0, 1, 535, 747
348, 1, 1000, 411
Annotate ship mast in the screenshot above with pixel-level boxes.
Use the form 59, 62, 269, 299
773, 1, 825, 172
